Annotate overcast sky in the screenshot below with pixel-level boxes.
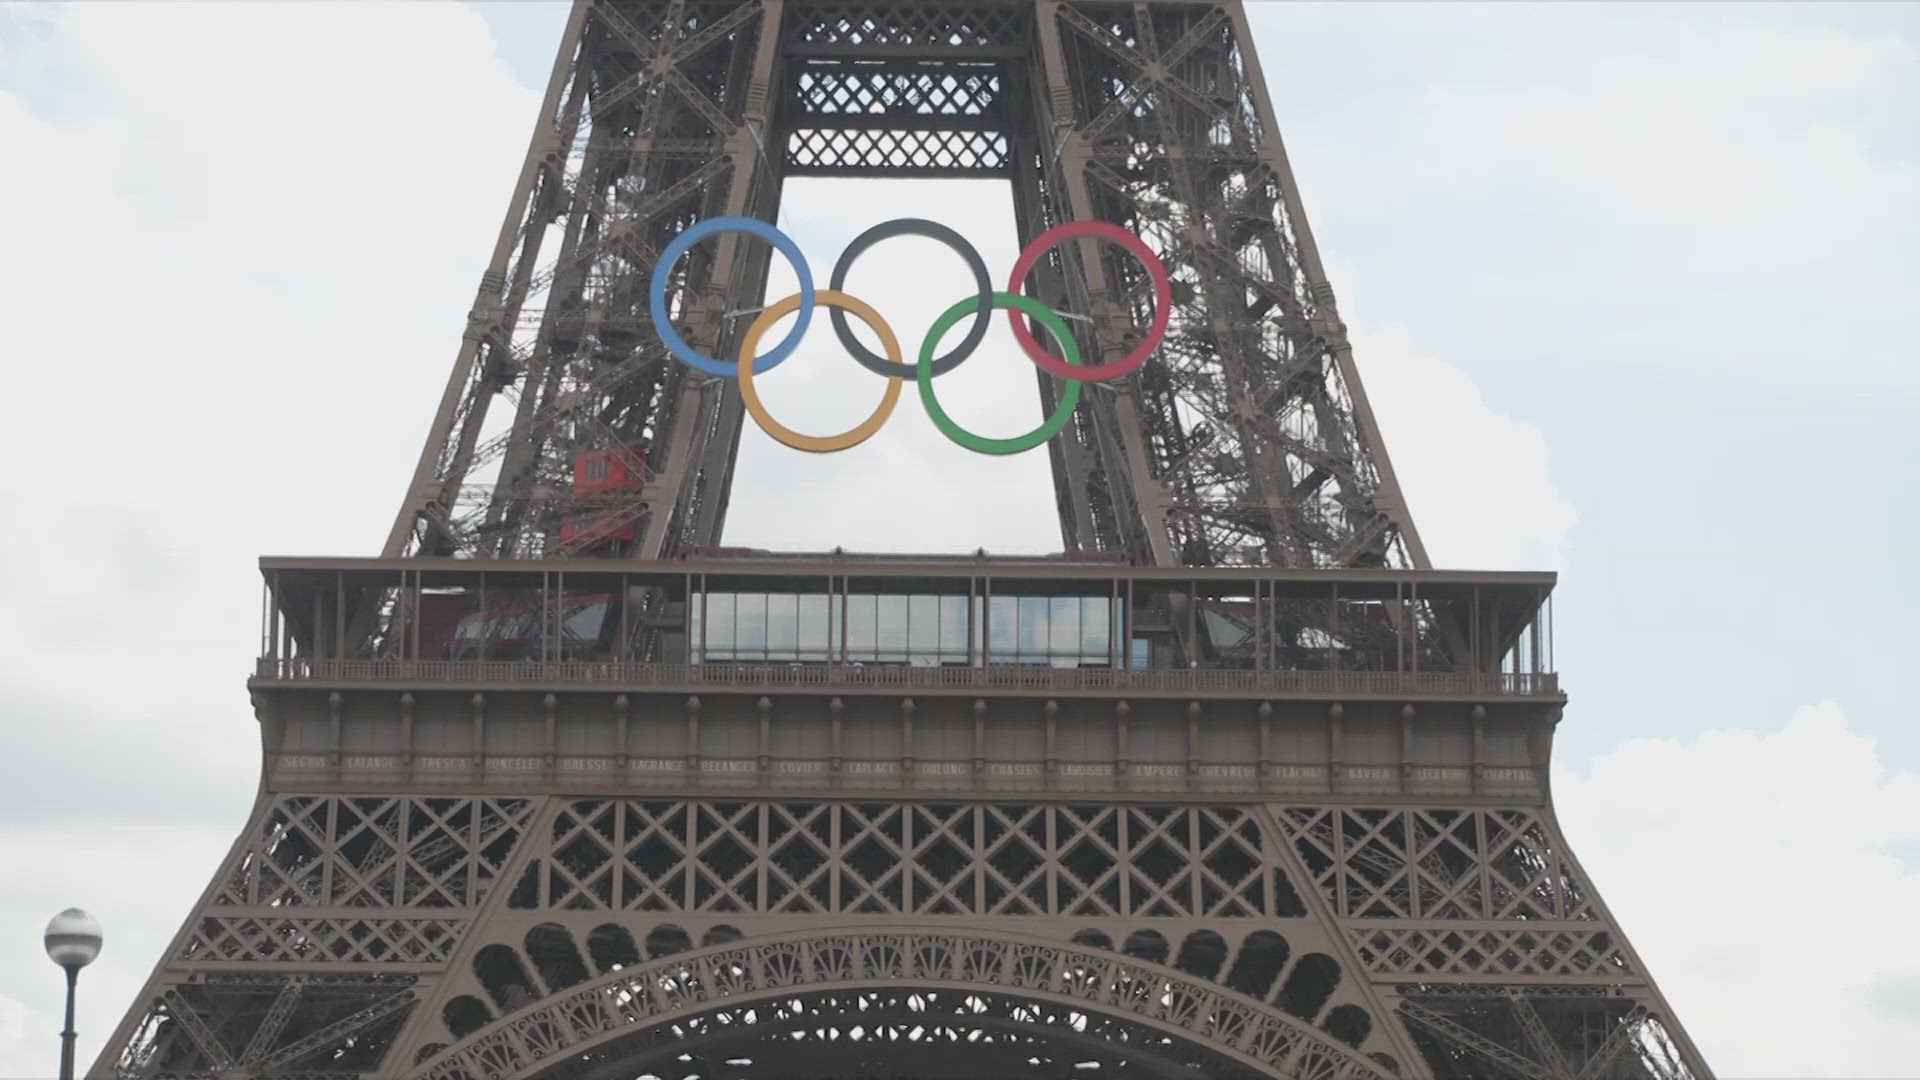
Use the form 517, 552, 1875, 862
1, 2, 1916, 1077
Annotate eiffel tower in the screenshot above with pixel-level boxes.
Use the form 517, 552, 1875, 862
95, 3, 1711, 1078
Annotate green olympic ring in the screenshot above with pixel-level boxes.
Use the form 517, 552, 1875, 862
916, 292, 1082, 456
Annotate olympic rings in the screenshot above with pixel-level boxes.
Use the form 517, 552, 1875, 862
830, 219, 992, 380
1006, 220, 1172, 382
738, 290, 903, 454
647, 215, 1171, 455
920, 292, 1081, 456
651, 216, 814, 377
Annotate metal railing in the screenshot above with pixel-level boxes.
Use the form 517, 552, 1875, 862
254, 658, 1559, 697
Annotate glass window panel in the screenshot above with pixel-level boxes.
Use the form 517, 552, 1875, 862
908, 595, 940, 663
736, 593, 767, 656
1082, 597, 1111, 659
559, 599, 610, 660
987, 595, 1015, 657
876, 595, 909, 661
798, 594, 830, 661
705, 593, 736, 660
940, 595, 969, 663
1018, 596, 1047, 658
1202, 607, 1248, 647
767, 593, 799, 658
846, 594, 877, 659
562, 599, 610, 643
1049, 597, 1079, 656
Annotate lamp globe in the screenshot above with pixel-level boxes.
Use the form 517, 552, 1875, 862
44, 908, 103, 970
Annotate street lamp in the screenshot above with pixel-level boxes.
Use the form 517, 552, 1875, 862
44, 908, 103, 1080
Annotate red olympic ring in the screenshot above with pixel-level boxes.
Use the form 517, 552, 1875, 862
1006, 220, 1172, 382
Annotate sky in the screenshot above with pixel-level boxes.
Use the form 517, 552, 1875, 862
0, 2, 1916, 1077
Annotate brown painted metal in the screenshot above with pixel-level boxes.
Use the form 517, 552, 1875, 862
96, 4, 1710, 1079
382, 0, 1425, 570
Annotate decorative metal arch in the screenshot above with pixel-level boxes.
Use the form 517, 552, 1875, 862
411, 928, 1395, 1080
523, 988, 1271, 1080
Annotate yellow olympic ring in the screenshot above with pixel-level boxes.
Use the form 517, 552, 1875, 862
737, 290, 903, 453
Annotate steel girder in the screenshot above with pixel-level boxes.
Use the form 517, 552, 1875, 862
383, 1, 1426, 570
94, 788, 1713, 1080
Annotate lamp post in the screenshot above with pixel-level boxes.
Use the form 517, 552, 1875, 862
44, 908, 103, 1080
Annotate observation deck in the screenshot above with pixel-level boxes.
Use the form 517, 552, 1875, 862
251, 555, 1562, 800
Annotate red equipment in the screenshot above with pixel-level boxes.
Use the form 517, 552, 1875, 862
559, 446, 647, 548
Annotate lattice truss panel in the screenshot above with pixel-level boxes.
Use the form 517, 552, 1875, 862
784, 1, 1030, 50
1278, 807, 1604, 924
104, 790, 1709, 1078
1347, 927, 1630, 981
181, 916, 467, 967
509, 799, 1293, 917
216, 796, 534, 912
112, 798, 533, 1078
781, 4, 1027, 177
394, 0, 781, 560
1396, 987, 1699, 1080
785, 62, 1012, 175
412, 930, 1402, 1080
1275, 808, 1699, 1080
1028, 3, 1416, 568
389, 0, 1426, 572
113, 974, 417, 1080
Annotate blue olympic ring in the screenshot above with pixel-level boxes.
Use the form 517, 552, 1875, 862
649, 216, 815, 377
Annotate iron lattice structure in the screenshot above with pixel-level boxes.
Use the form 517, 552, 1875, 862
384, 0, 1425, 569
93, 4, 1712, 1080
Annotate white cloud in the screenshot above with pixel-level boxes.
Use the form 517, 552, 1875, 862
0, 0, 535, 740
0, 994, 56, 1080
1555, 702, 1920, 1078
1286, 15, 1920, 398
1350, 320, 1576, 570
1328, 22, 1920, 235
0, 2, 538, 1071
0, 827, 237, 1077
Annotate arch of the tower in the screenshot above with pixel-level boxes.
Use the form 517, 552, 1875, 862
407, 929, 1398, 1080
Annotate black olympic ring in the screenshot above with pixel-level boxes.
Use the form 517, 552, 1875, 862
827, 218, 994, 380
